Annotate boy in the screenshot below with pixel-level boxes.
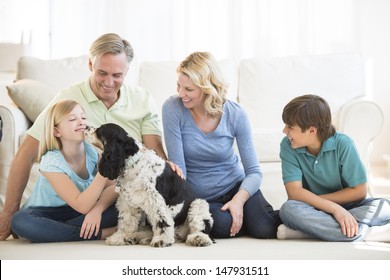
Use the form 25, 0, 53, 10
277, 94, 390, 241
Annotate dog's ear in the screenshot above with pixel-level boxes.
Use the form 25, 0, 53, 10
97, 123, 141, 180
123, 136, 140, 158
98, 140, 124, 180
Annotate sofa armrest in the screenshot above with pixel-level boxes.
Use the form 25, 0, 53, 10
338, 98, 384, 196
0, 102, 31, 209
339, 99, 383, 161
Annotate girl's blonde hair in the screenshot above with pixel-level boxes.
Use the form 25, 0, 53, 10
38, 100, 81, 161
177, 52, 228, 117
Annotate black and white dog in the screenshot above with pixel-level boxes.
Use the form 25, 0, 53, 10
86, 123, 213, 247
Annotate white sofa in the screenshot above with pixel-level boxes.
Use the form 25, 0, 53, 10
0, 53, 384, 212
137, 53, 384, 207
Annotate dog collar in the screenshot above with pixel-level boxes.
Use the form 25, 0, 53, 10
125, 151, 142, 168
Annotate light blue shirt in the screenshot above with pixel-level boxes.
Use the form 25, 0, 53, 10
162, 96, 262, 201
23, 142, 98, 208
280, 131, 367, 195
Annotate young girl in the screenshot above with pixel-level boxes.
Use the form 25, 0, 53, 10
11, 100, 118, 242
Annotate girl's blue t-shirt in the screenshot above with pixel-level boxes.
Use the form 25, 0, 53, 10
23, 142, 98, 208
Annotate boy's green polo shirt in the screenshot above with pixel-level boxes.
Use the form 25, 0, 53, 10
29, 80, 161, 142
280, 131, 367, 195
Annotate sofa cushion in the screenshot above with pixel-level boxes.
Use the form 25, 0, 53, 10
7, 79, 56, 122
16, 55, 90, 93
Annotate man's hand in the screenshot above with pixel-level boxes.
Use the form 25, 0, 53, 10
0, 211, 14, 240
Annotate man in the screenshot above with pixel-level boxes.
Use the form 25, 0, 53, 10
0, 33, 179, 241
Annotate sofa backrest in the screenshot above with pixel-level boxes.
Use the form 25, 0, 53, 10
238, 53, 365, 162
6, 56, 91, 124
13, 53, 365, 164
138, 59, 238, 121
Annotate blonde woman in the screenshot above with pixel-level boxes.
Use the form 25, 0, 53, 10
11, 100, 117, 242
162, 52, 280, 239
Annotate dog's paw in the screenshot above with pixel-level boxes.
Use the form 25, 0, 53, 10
124, 236, 141, 245
185, 232, 213, 247
106, 234, 149, 246
106, 234, 128, 246
133, 228, 153, 245
150, 236, 174, 247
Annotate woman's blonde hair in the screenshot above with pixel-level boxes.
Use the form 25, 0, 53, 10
177, 52, 228, 117
38, 100, 81, 161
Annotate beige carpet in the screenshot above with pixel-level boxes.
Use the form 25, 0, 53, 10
1, 236, 389, 260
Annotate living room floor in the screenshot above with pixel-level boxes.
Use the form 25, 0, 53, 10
1, 236, 390, 260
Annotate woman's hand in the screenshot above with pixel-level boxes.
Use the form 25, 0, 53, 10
221, 199, 244, 237
166, 160, 184, 179
221, 189, 250, 237
80, 208, 102, 239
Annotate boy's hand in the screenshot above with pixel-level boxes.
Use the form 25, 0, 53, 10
333, 206, 359, 238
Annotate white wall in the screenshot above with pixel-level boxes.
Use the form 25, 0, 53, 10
0, 0, 389, 163
358, 0, 390, 163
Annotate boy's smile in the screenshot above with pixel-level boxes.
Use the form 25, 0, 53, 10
283, 124, 321, 156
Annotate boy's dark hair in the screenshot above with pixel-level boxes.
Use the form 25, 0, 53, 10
282, 94, 335, 142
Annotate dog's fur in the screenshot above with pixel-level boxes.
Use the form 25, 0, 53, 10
86, 123, 214, 247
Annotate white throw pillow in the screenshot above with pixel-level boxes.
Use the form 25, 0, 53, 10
7, 79, 56, 122
16, 55, 90, 93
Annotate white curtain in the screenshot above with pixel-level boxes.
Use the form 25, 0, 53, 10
0, 0, 358, 62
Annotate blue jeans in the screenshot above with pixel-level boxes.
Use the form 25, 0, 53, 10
208, 183, 280, 239
279, 198, 390, 241
11, 204, 118, 243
